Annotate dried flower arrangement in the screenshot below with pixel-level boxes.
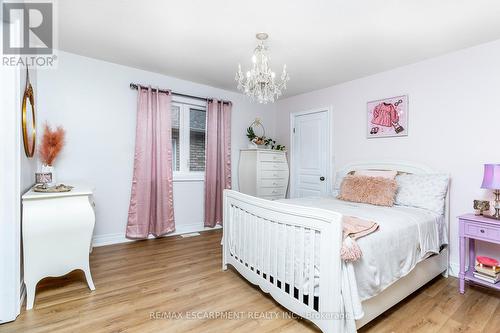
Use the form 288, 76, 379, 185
39, 124, 65, 166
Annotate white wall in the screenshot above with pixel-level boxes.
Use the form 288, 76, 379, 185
38, 51, 276, 245
275, 39, 500, 275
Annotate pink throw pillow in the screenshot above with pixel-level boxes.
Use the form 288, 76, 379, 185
338, 175, 397, 207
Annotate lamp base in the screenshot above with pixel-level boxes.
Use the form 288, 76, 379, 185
485, 190, 500, 220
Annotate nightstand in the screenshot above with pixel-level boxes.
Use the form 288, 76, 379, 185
458, 214, 500, 293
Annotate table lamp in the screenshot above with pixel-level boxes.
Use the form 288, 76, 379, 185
481, 163, 500, 219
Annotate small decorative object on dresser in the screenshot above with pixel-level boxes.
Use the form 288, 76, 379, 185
39, 123, 65, 186
22, 185, 96, 309
481, 163, 500, 219
238, 149, 289, 200
246, 118, 266, 147
458, 214, 500, 293
473, 199, 490, 216
35, 172, 52, 186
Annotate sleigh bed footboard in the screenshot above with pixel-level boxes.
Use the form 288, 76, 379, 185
222, 190, 344, 333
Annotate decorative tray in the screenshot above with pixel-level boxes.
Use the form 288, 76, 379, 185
33, 184, 74, 193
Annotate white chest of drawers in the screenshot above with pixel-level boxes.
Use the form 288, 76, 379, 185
22, 185, 96, 310
238, 149, 289, 200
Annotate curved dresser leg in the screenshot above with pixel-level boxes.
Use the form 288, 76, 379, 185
83, 265, 95, 291
25, 281, 36, 310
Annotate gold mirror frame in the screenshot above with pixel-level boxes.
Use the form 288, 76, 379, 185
22, 80, 36, 158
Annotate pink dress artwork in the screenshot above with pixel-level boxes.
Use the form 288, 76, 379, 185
371, 102, 399, 127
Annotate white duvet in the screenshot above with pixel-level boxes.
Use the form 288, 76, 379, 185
227, 196, 447, 330
279, 196, 447, 323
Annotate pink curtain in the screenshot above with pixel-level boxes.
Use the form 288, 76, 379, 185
204, 99, 232, 227
126, 87, 175, 238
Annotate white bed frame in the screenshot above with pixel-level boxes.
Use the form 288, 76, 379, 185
222, 161, 450, 333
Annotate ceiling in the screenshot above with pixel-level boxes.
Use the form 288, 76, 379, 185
57, 0, 500, 97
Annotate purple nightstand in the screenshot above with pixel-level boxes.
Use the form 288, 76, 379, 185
458, 214, 500, 293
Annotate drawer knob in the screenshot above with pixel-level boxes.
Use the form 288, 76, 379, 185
480, 229, 485, 233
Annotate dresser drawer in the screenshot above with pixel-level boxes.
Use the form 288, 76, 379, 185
260, 179, 288, 188
259, 187, 286, 197
259, 161, 288, 171
259, 152, 286, 163
463, 221, 500, 241
260, 170, 289, 179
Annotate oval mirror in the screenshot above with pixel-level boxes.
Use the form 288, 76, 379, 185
250, 119, 265, 138
22, 82, 36, 157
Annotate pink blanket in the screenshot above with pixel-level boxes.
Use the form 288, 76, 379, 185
341, 216, 379, 262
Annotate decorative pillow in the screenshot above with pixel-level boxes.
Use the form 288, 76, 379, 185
394, 174, 449, 214
354, 170, 397, 180
337, 175, 398, 207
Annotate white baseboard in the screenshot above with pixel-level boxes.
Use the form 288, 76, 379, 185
92, 224, 222, 247
448, 262, 459, 278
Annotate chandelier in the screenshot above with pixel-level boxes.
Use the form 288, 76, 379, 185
235, 33, 290, 104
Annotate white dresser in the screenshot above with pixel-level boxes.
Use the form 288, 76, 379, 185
238, 149, 289, 200
22, 185, 96, 310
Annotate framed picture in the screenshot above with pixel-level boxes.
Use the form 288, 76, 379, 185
35, 172, 52, 185
367, 95, 408, 138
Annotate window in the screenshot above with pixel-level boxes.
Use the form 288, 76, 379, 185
171, 98, 206, 179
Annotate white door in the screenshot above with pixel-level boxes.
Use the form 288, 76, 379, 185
291, 109, 330, 198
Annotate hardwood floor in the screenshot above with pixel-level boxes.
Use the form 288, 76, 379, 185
1, 230, 498, 333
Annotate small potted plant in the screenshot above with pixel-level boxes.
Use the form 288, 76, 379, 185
264, 137, 286, 151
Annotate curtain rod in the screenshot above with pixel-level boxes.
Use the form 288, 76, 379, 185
129, 83, 231, 104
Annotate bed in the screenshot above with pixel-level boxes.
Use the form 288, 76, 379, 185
222, 161, 450, 333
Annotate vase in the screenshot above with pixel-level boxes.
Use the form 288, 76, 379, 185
41, 164, 56, 186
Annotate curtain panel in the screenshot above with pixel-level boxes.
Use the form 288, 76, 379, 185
126, 87, 175, 238
204, 100, 232, 227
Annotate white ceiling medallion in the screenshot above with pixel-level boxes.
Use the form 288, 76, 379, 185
235, 33, 290, 104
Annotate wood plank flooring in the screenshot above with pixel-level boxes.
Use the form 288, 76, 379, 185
1, 230, 498, 333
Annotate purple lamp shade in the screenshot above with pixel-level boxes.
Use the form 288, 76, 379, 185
481, 164, 500, 189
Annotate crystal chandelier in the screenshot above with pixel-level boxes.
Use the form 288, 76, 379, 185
235, 33, 290, 104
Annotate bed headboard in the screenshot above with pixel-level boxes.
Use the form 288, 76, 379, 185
337, 160, 436, 177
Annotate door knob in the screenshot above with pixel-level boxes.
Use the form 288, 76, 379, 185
320, 176, 325, 181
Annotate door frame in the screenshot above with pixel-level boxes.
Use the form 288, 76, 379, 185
289, 107, 333, 198
0, 61, 22, 322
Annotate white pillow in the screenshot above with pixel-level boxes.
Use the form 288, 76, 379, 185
395, 174, 449, 214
